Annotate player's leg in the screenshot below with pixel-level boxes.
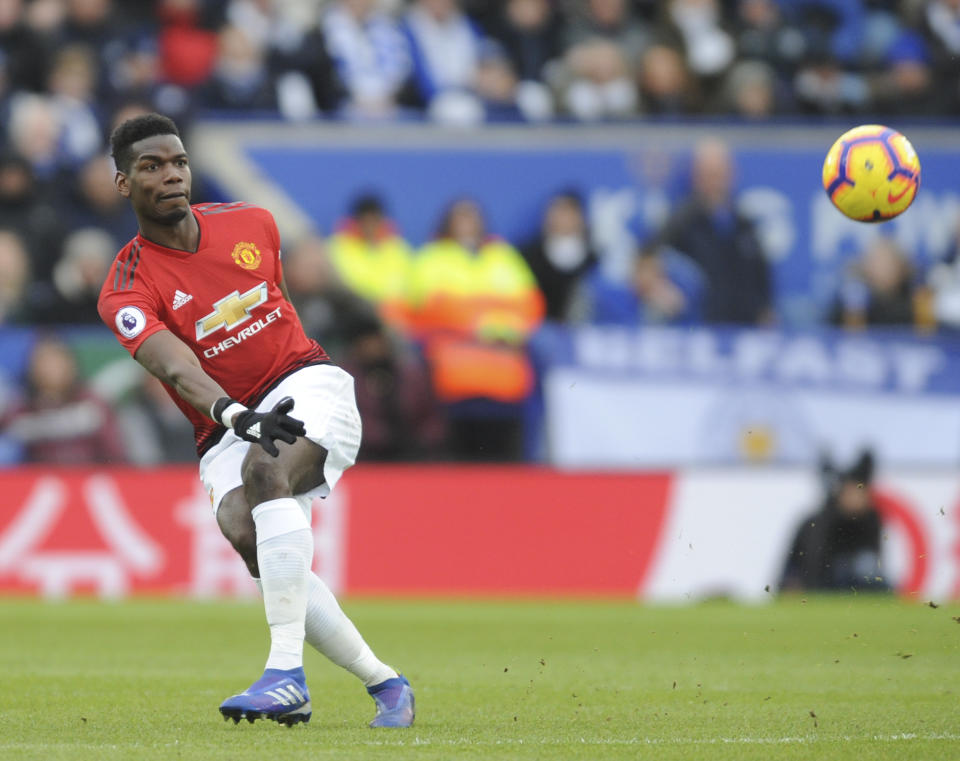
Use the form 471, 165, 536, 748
217, 436, 318, 725
284, 366, 414, 727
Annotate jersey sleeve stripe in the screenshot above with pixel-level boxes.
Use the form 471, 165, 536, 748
125, 244, 142, 289
119, 250, 132, 291
199, 203, 257, 216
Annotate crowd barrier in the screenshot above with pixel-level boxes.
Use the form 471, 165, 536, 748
1, 465, 956, 601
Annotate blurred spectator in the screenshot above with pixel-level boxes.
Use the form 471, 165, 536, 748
913, 0, 960, 113
33, 227, 116, 325
928, 217, 960, 332
203, 24, 277, 111
157, 0, 220, 88
403, 0, 517, 124
406, 198, 545, 459
339, 312, 446, 461
281, 232, 383, 361
793, 47, 869, 114
779, 450, 890, 593
868, 30, 936, 115
587, 244, 704, 326
485, 0, 562, 119
0, 151, 66, 282
115, 371, 197, 464
46, 44, 103, 166
637, 42, 698, 115
487, 0, 563, 83
69, 154, 139, 243
0, 230, 32, 325
6, 93, 69, 181
0, 0, 49, 92
0, 335, 127, 464
555, 0, 645, 120
327, 194, 414, 315
563, 0, 649, 64
322, 0, 412, 119
658, 138, 772, 325
521, 191, 598, 321
829, 237, 917, 330
659, 0, 735, 86
732, 0, 807, 83
719, 59, 779, 118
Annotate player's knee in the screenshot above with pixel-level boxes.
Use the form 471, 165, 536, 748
241, 455, 289, 506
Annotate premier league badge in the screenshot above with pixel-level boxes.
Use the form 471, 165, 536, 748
116, 306, 147, 338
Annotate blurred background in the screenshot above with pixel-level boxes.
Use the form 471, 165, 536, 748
1, 0, 959, 603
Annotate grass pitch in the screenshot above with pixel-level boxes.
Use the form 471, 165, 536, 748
0, 597, 957, 761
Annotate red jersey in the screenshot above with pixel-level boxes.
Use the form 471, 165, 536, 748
98, 202, 329, 455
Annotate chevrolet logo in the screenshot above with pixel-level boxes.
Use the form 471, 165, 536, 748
196, 282, 269, 340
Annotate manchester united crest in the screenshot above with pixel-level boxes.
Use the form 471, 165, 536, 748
231, 241, 262, 270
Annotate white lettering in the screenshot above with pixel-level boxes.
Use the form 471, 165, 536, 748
732, 332, 780, 380
776, 336, 832, 384
202, 308, 282, 358
835, 339, 886, 387
891, 345, 945, 393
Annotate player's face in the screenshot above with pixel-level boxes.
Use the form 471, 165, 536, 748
117, 134, 192, 225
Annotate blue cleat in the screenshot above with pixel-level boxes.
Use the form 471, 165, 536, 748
367, 674, 415, 728
219, 667, 311, 727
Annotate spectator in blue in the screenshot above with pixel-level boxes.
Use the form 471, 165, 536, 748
403, 0, 518, 124
587, 242, 704, 326
322, 0, 412, 120
657, 137, 772, 326
870, 30, 936, 115
917, 0, 960, 113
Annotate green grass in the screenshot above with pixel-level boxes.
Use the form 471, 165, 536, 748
0, 597, 957, 760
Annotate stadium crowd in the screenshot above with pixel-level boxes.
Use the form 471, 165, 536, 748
1, 0, 959, 466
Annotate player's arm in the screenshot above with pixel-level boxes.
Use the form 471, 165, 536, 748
134, 330, 305, 456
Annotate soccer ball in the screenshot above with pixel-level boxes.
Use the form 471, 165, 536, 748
821, 125, 921, 222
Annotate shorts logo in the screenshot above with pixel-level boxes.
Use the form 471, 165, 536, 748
116, 306, 146, 339
196, 282, 269, 340
231, 241, 262, 270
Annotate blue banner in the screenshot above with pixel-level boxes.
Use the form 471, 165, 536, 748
530, 323, 960, 396
243, 131, 960, 327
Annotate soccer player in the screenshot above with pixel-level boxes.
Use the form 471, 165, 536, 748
97, 114, 414, 728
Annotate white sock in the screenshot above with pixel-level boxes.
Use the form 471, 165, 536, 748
252, 573, 398, 687
252, 498, 313, 672
304, 572, 398, 687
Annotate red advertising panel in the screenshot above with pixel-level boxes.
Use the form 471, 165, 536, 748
1, 466, 956, 600
0, 466, 673, 598
343, 465, 673, 595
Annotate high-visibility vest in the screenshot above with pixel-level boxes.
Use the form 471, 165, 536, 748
405, 237, 545, 403
406, 237, 544, 340
328, 226, 414, 305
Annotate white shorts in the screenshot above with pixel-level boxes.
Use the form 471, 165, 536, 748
199, 364, 362, 514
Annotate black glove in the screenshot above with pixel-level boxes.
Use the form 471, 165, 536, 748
230, 396, 306, 457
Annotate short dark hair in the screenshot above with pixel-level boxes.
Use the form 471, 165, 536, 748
110, 113, 180, 173
349, 193, 386, 218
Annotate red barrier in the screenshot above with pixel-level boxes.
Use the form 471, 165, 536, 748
0, 466, 674, 598
344, 466, 673, 595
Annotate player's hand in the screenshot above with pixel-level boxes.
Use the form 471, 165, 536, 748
232, 397, 306, 457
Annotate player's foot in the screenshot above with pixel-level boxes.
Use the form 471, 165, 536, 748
219, 667, 311, 727
367, 674, 415, 728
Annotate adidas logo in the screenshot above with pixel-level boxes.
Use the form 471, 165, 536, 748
265, 684, 306, 706
172, 290, 193, 310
